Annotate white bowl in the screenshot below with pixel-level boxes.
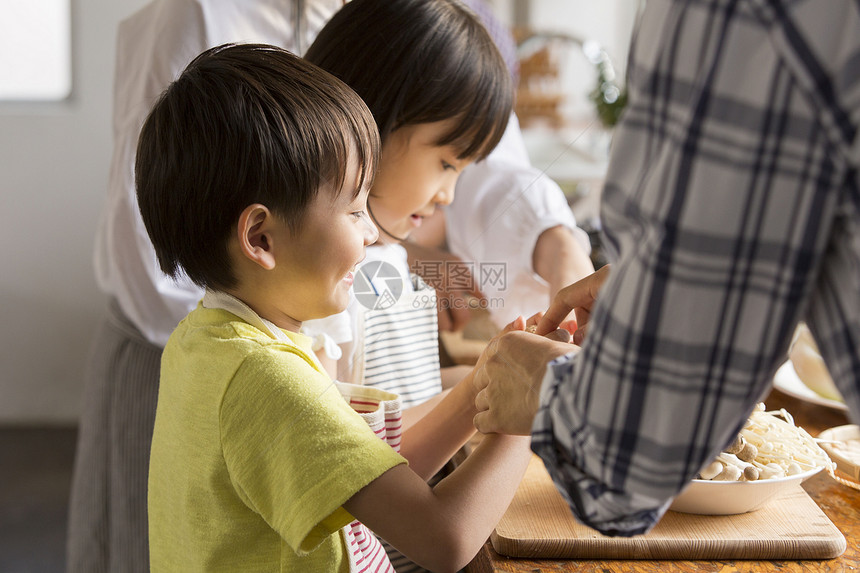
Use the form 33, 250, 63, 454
669, 466, 823, 515
818, 424, 860, 481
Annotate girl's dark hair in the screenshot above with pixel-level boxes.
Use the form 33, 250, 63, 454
135, 43, 380, 291
304, 0, 513, 161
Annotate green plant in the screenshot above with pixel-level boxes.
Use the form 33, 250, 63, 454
589, 58, 627, 128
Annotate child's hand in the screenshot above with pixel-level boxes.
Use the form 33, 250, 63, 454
470, 313, 573, 435
472, 330, 576, 435
523, 312, 572, 343
504, 315, 527, 333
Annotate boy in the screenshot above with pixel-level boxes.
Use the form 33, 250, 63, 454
137, 43, 531, 571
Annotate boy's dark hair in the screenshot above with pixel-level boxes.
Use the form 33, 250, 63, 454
135, 43, 380, 291
304, 0, 513, 161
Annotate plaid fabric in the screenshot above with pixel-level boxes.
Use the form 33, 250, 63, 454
532, 0, 860, 537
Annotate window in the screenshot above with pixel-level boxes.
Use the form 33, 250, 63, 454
0, 0, 72, 101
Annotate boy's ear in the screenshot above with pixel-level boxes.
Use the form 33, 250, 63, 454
236, 204, 277, 270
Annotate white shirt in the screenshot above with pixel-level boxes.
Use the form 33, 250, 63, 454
93, 0, 344, 347
341, 244, 443, 407
447, 113, 591, 327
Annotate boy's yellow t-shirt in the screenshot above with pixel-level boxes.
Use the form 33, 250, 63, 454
148, 304, 406, 572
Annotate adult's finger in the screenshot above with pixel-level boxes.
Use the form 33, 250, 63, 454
536, 265, 610, 335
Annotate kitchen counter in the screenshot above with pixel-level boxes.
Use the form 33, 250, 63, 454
465, 388, 859, 572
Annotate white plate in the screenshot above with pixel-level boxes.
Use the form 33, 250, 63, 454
772, 361, 847, 412
669, 466, 823, 515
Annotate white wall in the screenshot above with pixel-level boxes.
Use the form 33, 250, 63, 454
529, 0, 639, 120
0, 0, 146, 424
0, 0, 637, 425
494, 0, 640, 120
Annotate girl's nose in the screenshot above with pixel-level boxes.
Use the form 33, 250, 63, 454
435, 180, 456, 206
362, 212, 379, 245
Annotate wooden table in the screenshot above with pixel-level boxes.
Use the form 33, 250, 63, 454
465, 388, 860, 572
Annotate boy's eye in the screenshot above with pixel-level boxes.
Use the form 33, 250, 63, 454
441, 160, 457, 172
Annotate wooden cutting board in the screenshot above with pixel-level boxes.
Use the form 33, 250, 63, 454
491, 455, 846, 560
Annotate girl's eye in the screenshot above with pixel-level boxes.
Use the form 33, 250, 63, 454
352, 211, 366, 220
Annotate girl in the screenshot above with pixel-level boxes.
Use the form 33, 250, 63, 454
304, 0, 511, 415
304, 2, 521, 569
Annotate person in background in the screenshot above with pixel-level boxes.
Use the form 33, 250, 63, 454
406, 4, 594, 333
411, 112, 595, 332
471, 0, 860, 538
68, 3, 346, 571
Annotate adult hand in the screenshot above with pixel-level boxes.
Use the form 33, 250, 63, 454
536, 265, 610, 345
472, 316, 575, 435
533, 224, 595, 329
